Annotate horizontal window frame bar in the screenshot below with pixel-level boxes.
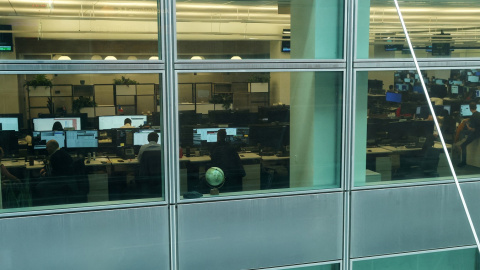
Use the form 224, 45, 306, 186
175, 61, 346, 71
0, 61, 164, 73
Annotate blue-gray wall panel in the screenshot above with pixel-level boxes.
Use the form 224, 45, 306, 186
178, 193, 343, 270
351, 183, 479, 258
0, 206, 169, 270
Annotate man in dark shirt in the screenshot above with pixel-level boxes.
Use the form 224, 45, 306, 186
210, 129, 245, 192
40, 140, 73, 177
458, 102, 480, 167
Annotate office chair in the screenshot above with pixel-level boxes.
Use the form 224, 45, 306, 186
66, 157, 90, 203
136, 150, 163, 198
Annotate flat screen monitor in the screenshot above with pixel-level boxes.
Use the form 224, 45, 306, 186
0, 130, 18, 156
0, 25, 13, 52
33, 117, 81, 131
0, 117, 19, 131
404, 78, 411, 83
386, 92, 402, 103
249, 125, 289, 151
193, 127, 249, 146
114, 129, 135, 147
134, 129, 161, 146
451, 85, 459, 94
416, 105, 445, 119
461, 104, 480, 117
395, 84, 407, 91
452, 80, 462, 85
476, 90, 480, 98
98, 115, 147, 130
413, 86, 424, 93
32, 131, 65, 150
468, 76, 479, 83
435, 79, 444, 85
443, 105, 451, 115
66, 130, 98, 148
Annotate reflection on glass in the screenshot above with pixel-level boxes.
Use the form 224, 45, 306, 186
355, 69, 480, 187
353, 248, 478, 270
0, 73, 162, 213
359, 0, 480, 59
179, 71, 342, 199
176, 0, 344, 60
0, 0, 159, 60
292, 263, 340, 270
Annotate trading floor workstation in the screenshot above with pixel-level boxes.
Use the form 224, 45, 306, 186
178, 107, 290, 197
0, 114, 162, 208
366, 69, 480, 182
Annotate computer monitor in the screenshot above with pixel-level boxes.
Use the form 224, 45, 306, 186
468, 76, 479, 83
33, 117, 81, 131
404, 78, 411, 83
435, 79, 444, 85
416, 105, 445, 119
66, 130, 98, 149
443, 105, 451, 115
413, 86, 424, 94
32, 131, 66, 150
395, 84, 407, 91
460, 104, 480, 117
452, 80, 462, 85
386, 92, 402, 103
249, 125, 289, 151
0, 117, 19, 131
114, 129, 135, 147
0, 130, 18, 156
451, 85, 459, 95
476, 90, 480, 98
98, 115, 147, 130
193, 127, 249, 146
430, 85, 447, 98
133, 129, 161, 146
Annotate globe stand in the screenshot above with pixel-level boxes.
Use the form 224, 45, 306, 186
205, 167, 225, 196
210, 188, 220, 195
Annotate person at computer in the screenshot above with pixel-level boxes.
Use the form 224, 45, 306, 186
137, 132, 162, 162
0, 146, 20, 186
210, 129, 245, 192
120, 118, 135, 128
52, 121, 63, 131
457, 102, 480, 167
40, 140, 73, 177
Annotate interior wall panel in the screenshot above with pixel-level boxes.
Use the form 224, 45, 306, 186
177, 193, 343, 270
351, 183, 480, 258
0, 206, 170, 270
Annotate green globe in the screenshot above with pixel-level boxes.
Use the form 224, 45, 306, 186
205, 167, 225, 187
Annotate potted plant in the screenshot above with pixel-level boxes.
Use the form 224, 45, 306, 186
72, 96, 97, 116
248, 73, 270, 93
24, 74, 53, 96
114, 76, 138, 95
210, 93, 233, 110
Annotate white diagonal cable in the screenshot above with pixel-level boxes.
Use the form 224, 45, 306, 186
393, 0, 480, 252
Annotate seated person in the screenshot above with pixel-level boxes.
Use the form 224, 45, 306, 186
52, 121, 64, 131
458, 102, 480, 167
210, 129, 245, 192
0, 146, 20, 187
120, 118, 134, 128
138, 132, 162, 162
40, 140, 73, 177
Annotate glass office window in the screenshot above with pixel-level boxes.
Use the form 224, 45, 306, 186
0, 73, 163, 213
354, 69, 480, 187
176, 0, 344, 60
352, 247, 478, 270
291, 264, 340, 270
357, 0, 480, 59
178, 71, 342, 199
0, 0, 159, 60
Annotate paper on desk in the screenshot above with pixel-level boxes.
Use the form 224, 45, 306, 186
96, 158, 109, 162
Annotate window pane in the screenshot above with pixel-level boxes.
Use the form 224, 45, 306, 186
355, 69, 480, 187
358, 0, 480, 59
0, 73, 163, 213
176, 0, 344, 60
0, 1, 159, 60
179, 71, 342, 199
353, 248, 478, 270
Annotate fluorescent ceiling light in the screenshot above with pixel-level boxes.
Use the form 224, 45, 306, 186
127, 56, 138, 60
230, 56, 242, 60
91, 55, 102, 60
191, 56, 204, 60
58, 55, 71, 60
104, 56, 117, 60
149, 56, 159, 60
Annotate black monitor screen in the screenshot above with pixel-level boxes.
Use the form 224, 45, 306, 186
249, 125, 289, 150
0, 25, 13, 52
0, 130, 18, 156
114, 129, 135, 147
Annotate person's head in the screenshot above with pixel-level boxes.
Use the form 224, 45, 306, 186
46, 140, 59, 155
470, 102, 477, 112
52, 121, 63, 131
148, 132, 159, 143
124, 118, 132, 125
217, 129, 227, 143
389, 85, 394, 91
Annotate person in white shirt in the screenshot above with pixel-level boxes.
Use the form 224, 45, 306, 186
138, 132, 162, 162
120, 118, 133, 128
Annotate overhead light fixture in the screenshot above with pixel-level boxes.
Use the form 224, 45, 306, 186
231, 56, 242, 60
149, 56, 159, 60
58, 55, 71, 60
52, 54, 61, 60
91, 55, 102, 60
191, 56, 204, 60
127, 56, 138, 60
104, 56, 117, 60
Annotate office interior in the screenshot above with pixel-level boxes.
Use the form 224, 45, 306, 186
355, 68, 480, 187
2, 0, 480, 270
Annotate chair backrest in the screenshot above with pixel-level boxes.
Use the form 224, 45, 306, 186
139, 150, 162, 177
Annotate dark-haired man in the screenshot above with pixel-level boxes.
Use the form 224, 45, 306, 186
458, 102, 480, 167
